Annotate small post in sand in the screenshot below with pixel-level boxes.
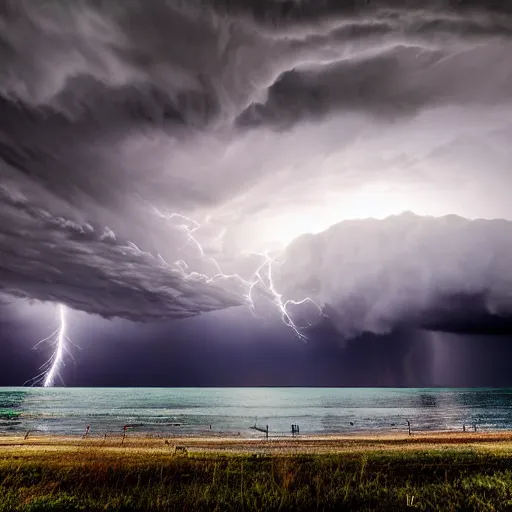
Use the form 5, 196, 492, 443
406, 419, 411, 436
250, 422, 269, 439
24, 431, 30, 440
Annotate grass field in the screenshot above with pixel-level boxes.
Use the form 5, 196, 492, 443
1, 433, 512, 511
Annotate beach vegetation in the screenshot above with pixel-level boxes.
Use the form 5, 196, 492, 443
1, 445, 512, 511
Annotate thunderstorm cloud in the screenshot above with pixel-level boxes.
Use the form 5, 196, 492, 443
278, 213, 512, 339
1, 0, 512, 338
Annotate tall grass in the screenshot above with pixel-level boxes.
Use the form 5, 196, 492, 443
1, 448, 512, 511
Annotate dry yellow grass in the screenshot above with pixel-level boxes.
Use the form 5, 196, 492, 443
2, 431, 512, 511
2, 430, 512, 456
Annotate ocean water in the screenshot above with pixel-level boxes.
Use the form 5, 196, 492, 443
1, 387, 512, 437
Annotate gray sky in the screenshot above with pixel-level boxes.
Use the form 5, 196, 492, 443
1, 0, 512, 341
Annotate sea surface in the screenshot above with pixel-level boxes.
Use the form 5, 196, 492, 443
1, 387, 512, 437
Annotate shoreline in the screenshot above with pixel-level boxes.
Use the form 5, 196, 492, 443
2, 430, 512, 454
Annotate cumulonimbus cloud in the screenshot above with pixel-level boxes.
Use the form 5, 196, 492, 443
0, 0, 512, 333
276, 213, 512, 339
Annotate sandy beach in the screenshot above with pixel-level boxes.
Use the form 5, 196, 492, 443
2, 430, 512, 455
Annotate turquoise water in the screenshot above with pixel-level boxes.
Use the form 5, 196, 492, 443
1, 387, 512, 437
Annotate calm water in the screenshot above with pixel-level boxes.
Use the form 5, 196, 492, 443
1, 387, 512, 437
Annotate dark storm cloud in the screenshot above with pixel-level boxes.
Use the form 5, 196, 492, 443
0, 0, 508, 213
1, 1, 511, 124
237, 42, 512, 128
0, 0, 512, 329
212, 0, 512, 20
0, 185, 242, 320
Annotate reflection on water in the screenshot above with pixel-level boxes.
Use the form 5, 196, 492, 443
0, 387, 511, 436
418, 394, 437, 408
0, 389, 27, 429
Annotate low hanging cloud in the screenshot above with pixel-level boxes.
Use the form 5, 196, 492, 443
0, 185, 243, 320
0, 0, 512, 333
277, 213, 512, 339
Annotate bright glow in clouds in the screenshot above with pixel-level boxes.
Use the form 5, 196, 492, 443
154, 208, 323, 340
241, 182, 440, 250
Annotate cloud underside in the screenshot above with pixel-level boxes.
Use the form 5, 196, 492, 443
0, 185, 243, 320
0, 0, 512, 337
279, 213, 512, 339
3, 185, 512, 338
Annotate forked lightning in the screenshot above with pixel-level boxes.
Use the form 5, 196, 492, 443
36, 211, 323, 386
154, 208, 323, 340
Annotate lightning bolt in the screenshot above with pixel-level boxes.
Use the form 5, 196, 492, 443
154, 208, 323, 341
32, 211, 323, 386
27, 304, 70, 387
43, 304, 68, 387
249, 254, 323, 340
